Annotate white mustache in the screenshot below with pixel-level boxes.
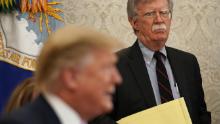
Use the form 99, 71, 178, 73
152, 24, 167, 32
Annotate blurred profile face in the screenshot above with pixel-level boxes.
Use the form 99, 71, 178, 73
74, 49, 122, 118
129, 0, 171, 51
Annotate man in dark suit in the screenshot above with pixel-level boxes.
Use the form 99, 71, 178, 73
0, 25, 122, 124
90, 0, 211, 124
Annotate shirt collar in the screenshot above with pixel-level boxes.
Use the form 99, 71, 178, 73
138, 40, 167, 65
44, 92, 87, 124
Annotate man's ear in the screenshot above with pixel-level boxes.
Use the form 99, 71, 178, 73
128, 17, 138, 31
59, 68, 78, 90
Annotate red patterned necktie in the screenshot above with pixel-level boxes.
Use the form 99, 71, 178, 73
154, 51, 174, 103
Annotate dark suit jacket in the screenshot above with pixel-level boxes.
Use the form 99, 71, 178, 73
90, 41, 211, 124
0, 95, 61, 124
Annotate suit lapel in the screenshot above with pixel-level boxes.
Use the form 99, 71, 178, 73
33, 95, 61, 124
166, 47, 191, 100
127, 42, 156, 107
166, 47, 195, 117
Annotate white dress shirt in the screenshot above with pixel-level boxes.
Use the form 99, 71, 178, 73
138, 41, 180, 105
44, 92, 87, 124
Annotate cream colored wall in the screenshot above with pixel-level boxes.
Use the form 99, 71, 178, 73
62, 0, 220, 123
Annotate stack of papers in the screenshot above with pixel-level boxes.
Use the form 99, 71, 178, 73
117, 97, 192, 124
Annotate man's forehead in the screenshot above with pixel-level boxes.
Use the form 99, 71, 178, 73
136, 0, 168, 6
135, 0, 157, 5
135, 0, 168, 10
93, 50, 116, 63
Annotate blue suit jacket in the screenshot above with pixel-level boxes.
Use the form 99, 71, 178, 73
0, 95, 61, 124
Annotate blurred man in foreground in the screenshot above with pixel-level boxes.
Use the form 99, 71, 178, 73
0, 25, 122, 124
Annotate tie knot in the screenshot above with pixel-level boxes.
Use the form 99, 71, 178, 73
154, 51, 164, 60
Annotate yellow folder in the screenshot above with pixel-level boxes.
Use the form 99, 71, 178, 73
117, 97, 192, 124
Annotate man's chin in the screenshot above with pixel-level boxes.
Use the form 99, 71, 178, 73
151, 41, 166, 51
91, 102, 113, 120
102, 101, 113, 113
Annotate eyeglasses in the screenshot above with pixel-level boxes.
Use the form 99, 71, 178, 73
141, 10, 171, 19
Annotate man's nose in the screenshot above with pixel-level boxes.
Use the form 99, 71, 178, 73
154, 12, 163, 23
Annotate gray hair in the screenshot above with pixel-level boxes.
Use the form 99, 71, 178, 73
127, 0, 173, 18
